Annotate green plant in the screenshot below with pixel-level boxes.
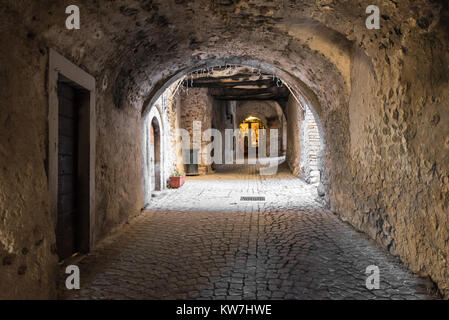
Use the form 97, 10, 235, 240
171, 171, 185, 177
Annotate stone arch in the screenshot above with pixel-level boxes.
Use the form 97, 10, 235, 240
139, 59, 328, 146
236, 101, 281, 126
236, 100, 286, 157
140, 58, 330, 122
139, 59, 331, 184
139, 61, 329, 183
143, 104, 165, 205
238, 112, 268, 128
2, 0, 448, 298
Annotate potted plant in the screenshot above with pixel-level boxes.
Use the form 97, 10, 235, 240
169, 171, 186, 188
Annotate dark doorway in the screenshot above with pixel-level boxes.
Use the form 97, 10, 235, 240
151, 117, 161, 191
56, 76, 90, 260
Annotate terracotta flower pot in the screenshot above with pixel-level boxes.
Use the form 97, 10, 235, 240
169, 175, 185, 188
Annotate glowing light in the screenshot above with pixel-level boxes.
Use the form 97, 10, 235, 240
244, 116, 260, 122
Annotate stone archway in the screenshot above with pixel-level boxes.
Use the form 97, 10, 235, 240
141, 62, 327, 178
143, 105, 165, 205
236, 100, 286, 158
2, 0, 448, 299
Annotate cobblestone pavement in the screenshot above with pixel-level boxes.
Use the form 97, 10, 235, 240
60, 163, 437, 300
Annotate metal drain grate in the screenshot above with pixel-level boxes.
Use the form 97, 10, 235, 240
240, 196, 266, 202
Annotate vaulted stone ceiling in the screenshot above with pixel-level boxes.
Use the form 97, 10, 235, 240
6, 0, 445, 112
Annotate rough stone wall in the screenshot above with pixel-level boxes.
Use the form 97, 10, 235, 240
0, 16, 59, 298
333, 29, 449, 296
211, 99, 235, 166
179, 88, 214, 174
173, 94, 185, 174
300, 106, 321, 184
286, 95, 304, 177
0, 1, 145, 299
165, 89, 182, 176
281, 115, 288, 155
95, 93, 143, 243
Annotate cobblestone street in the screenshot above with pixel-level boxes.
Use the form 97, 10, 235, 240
61, 164, 437, 300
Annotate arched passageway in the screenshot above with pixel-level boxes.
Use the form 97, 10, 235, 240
141, 64, 326, 180
143, 104, 167, 205
1, 0, 448, 300
62, 63, 436, 299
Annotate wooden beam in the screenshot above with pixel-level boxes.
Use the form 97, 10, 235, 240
190, 78, 276, 88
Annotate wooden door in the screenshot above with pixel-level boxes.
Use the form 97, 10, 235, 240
57, 81, 78, 260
